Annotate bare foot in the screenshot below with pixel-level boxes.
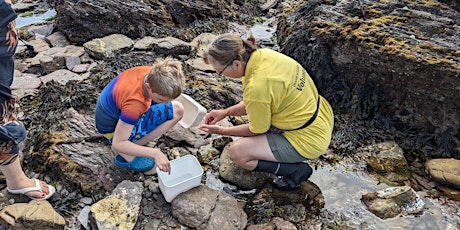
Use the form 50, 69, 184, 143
8, 178, 52, 199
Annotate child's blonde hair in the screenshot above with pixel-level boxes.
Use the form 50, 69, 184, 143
147, 57, 185, 99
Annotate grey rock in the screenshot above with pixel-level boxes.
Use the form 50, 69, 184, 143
83, 34, 134, 59
219, 144, 269, 190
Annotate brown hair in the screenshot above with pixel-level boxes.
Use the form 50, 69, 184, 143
147, 57, 185, 99
202, 33, 258, 66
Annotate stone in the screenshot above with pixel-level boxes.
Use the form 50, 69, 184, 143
90, 180, 143, 230
171, 185, 247, 229
190, 33, 216, 57
83, 34, 134, 59
0, 200, 66, 229
46, 32, 70, 48
425, 158, 460, 189
219, 144, 269, 190
40, 69, 86, 85
357, 141, 409, 174
361, 185, 425, 219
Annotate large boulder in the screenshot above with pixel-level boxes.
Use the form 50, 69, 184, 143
53, 0, 261, 45
277, 0, 460, 158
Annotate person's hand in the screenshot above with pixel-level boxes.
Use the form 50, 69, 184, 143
204, 109, 227, 125
154, 151, 171, 174
198, 124, 224, 135
6, 20, 18, 51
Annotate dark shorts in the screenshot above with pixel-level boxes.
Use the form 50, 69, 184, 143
266, 133, 309, 163
104, 102, 174, 143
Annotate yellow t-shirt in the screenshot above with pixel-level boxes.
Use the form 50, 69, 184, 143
243, 49, 334, 159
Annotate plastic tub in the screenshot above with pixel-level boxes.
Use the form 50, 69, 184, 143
176, 94, 207, 128
156, 155, 203, 202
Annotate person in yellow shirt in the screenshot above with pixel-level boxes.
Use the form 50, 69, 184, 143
199, 33, 334, 189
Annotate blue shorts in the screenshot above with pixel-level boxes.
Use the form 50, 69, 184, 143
104, 102, 174, 143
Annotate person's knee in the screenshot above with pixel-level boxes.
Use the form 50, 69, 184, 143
228, 142, 244, 165
171, 100, 184, 120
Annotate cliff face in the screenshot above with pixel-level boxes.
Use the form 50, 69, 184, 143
277, 0, 460, 158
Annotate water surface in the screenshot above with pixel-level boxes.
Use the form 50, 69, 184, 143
310, 160, 460, 230
15, 9, 56, 29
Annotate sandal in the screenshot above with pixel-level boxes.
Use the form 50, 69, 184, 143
114, 155, 155, 172
7, 179, 56, 200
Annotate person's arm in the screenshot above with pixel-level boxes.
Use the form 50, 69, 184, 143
199, 122, 260, 137
225, 101, 246, 116
204, 101, 247, 125
111, 119, 171, 173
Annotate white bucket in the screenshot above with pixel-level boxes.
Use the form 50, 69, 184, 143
176, 94, 207, 128
157, 155, 203, 202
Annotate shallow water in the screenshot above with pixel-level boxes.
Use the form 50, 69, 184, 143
310, 160, 460, 230
15, 9, 56, 29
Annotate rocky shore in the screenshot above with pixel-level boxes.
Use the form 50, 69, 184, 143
0, 0, 459, 229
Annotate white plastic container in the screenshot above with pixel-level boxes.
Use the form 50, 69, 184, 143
156, 155, 203, 202
176, 94, 207, 128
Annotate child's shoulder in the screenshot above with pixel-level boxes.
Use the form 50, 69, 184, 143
123, 66, 151, 73
121, 66, 152, 77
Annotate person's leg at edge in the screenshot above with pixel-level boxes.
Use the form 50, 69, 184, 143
1, 158, 52, 199
118, 100, 184, 162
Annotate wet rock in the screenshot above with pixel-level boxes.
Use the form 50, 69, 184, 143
163, 124, 209, 148
171, 185, 247, 229
42, 108, 136, 197
246, 181, 324, 225
55, 0, 174, 44
55, 0, 238, 43
425, 158, 460, 189
197, 144, 220, 164
361, 185, 425, 219
247, 216, 297, 230
277, 0, 460, 158
90, 180, 143, 230
0, 200, 66, 230
357, 141, 410, 177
